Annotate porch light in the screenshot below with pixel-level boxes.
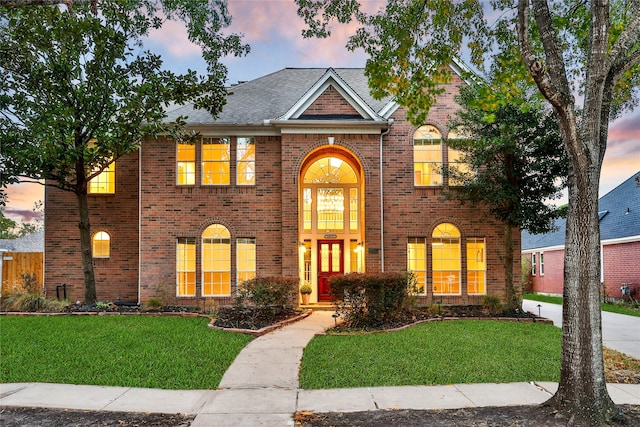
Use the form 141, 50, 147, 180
299, 242, 307, 253
355, 242, 364, 252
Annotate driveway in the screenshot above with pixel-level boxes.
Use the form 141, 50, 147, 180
522, 300, 640, 359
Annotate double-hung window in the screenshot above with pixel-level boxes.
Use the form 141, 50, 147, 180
202, 138, 230, 185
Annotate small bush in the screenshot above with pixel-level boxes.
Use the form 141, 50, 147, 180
481, 295, 503, 315
142, 298, 163, 312
330, 272, 415, 328
1, 292, 68, 312
1, 272, 67, 312
236, 276, 299, 311
300, 284, 312, 294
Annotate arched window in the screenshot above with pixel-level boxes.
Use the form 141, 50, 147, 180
414, 125, 442, 186
92, 231, 110, 258
432, 223, 461, 295
301, 156, 359, 232
202, 224, 231, 296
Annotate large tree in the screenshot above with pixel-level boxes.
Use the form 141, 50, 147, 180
448, 81, 567, 311
1, 1, 248, 303
296, 0, 639, 424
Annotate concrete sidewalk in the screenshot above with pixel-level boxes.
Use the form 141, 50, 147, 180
2, 311, 640, 427
523, 300, 640, 359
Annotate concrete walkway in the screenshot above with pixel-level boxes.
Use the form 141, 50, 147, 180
523, 300, 640, 359
2, 311, 640, 427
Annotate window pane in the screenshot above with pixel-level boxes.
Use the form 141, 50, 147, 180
407, 238, 426, 294
432, 223, 461, 295
92, 231, 110, 258
177, 238, 196, 296
237, 238, 256, 285
467, 238, 486, 295
350, 188, 358, 231
317, 188, 344, 231
303, 157, 357, 184
303, 188, 312, 232
202, 138, 230, 185
89, 162, 115, 194
237, 137, 255, 186
202, 224, 231, 296
177, 144, 195, 185
414, 125, 442, 186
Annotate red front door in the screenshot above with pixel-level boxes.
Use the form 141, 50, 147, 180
317, 240, 344, 301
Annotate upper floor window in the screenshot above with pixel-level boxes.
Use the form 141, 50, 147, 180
414, 125, 442, 186
237, 137, 255, 186
92, 231, 110, 258
177, 143, 195, 185
88, 161, 115, 194
202, 137, 230, 185
432, 223, 461, 295
446, 130, 472, 186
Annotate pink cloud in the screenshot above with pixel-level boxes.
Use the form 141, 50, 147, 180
3, 182, 44, 223
146, 18, 203, 59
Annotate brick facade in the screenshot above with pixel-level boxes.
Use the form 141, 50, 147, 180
44, 68, 521, 306
44, 151, 139, 303
525, 240, 640, 299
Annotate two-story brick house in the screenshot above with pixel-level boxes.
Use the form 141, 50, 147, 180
44, 65, 519, 306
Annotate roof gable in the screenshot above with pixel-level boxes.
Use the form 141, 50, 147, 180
277, 68, 384, 121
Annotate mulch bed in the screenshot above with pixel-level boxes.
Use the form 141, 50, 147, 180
212, 306, 305, 330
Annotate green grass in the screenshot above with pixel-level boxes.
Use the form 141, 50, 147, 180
523, 293, 640, 317
300, 320, 561, 389
0, 316, 252, 389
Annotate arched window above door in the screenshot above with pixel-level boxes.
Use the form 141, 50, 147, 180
303, 157, 357, 184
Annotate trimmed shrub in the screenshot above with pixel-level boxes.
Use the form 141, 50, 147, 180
330, 272, 416, 328
236, 276, 299, 311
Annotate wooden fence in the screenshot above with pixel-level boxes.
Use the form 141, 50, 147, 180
1, 252, 44, 295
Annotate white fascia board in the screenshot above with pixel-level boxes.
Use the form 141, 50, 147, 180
379, 101, 400, 119
602, 235, 640, 246
450, 56, 483, 86
522, 245, 565, 254
278, 68, 383, 121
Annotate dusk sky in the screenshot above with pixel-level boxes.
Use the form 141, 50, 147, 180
4, 0, 639, 223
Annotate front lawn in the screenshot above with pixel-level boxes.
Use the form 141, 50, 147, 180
0, 315, 252, 389
300, 320, 562, 389
523, 293, 640, 317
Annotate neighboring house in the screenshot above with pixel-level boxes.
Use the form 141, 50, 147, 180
522, 172, 640, 299
44, 66, 519, 306
0, 230, 44, 294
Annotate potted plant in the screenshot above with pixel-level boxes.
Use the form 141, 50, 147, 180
300, 284, 312, 305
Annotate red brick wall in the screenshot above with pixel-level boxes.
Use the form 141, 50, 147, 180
526, 241, 640, 299
138, 136, 283, 304
527, 250, 565, 295
304, 86, 361, 116
44, 151, 140, 303
603, 241, 640, 299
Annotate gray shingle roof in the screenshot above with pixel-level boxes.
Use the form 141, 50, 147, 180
164, 68, 392, 125
522, 171, 640, 250
0, 230, 44, 252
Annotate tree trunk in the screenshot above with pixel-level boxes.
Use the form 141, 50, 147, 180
77, 189, 97, 304
502, 222, 517, 310
545, 166, 616, 424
